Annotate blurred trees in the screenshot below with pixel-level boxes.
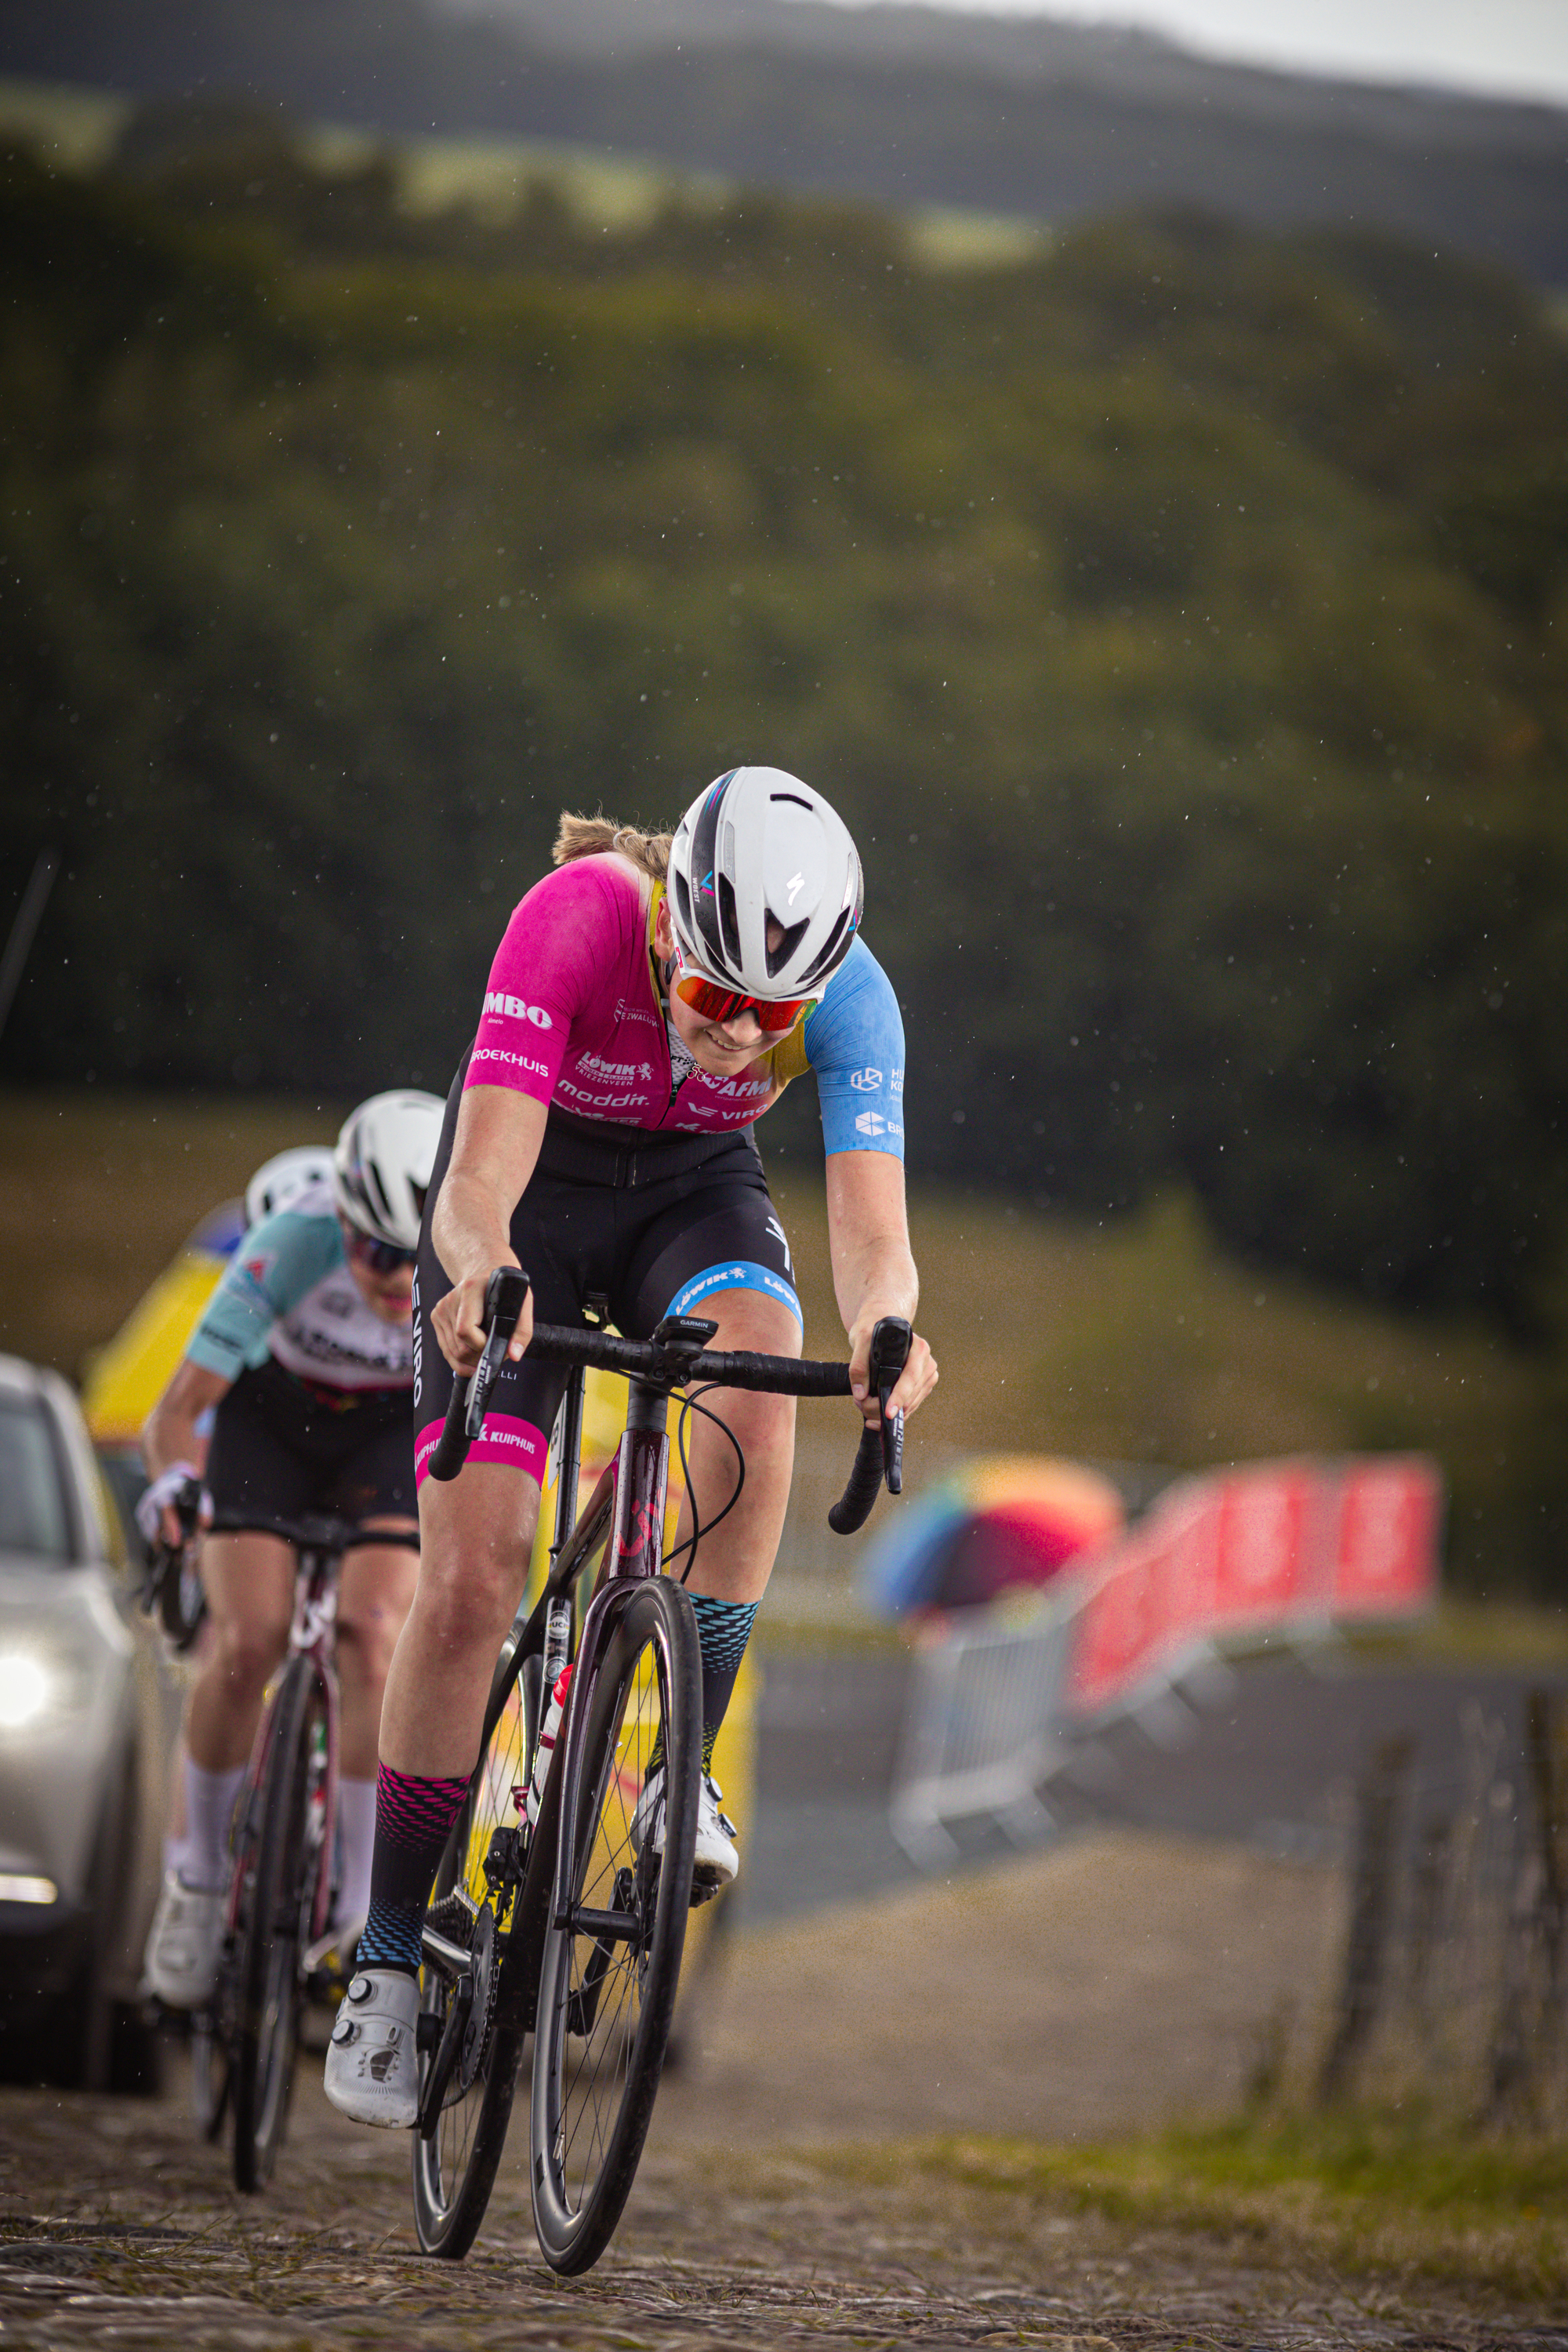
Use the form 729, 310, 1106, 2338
1, 123, 1564, 1396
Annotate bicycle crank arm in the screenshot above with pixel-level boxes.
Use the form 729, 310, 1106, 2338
420, 1922, 474, 1980
416, 1967, 474, 2140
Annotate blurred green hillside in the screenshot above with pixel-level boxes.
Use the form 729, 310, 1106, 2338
0, 111, 1563, 1577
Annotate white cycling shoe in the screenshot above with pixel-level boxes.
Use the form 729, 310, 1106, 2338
633, 1766, 739, 1897
323, 1968, 421, 2127
142, 1872, 224, 2009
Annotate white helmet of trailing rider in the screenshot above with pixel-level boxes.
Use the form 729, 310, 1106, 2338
332, 1090, 444, 1253
245, 1145, 336, 1231
666, 767, 863, 1003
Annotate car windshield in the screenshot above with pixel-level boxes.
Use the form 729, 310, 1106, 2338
0, 1396, 71, 1562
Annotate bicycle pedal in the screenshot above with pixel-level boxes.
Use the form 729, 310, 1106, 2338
303, 1926, 349, 1975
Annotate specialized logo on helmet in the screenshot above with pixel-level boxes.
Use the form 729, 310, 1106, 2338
483, 991, 553, 1029
786, 871, 805, 904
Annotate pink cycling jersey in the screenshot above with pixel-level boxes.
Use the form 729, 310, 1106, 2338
466, 857, 780, 1133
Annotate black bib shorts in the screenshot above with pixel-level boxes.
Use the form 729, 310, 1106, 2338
205, 1356, 417, 1534
412, 1067, 800, 1490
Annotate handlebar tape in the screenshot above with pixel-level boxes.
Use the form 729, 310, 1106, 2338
827, 1316, 912, 1534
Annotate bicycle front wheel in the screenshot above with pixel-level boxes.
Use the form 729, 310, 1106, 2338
530, 1575, 702, 2276
411, 1647, 540, 2258
231, 1660, 328, 2191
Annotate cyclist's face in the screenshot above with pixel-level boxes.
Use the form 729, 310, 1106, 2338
655, 899, 774, 1073
339, 1218, 416, 1323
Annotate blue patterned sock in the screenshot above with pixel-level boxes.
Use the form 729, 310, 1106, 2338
690, 1593, 758, 1774
356, 1763, 470, 1976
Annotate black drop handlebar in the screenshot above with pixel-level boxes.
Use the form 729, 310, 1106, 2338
426, 1267, 910, 1533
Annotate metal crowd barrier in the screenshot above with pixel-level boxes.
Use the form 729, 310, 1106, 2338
887, 1588, 1083, 1864
886, 1453, 1442, 1867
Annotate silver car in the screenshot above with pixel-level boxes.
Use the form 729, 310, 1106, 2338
0, 1352, 170, 2089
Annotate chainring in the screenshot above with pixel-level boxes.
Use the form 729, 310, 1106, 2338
456, 1900, 499, 2095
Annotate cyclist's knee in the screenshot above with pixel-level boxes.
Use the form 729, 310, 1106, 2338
210, 1611, 289, 1700
716, 1382, 795, 1464
336, 1602, 405, 1692
416, 1525, 529, 1653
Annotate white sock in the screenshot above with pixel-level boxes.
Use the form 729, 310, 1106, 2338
163, 1832, 193, 1883
336, 1776, 377, 1933
184, 1759, 246, 1892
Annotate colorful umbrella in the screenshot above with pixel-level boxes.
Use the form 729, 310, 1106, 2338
859, 1454, 1124, 1617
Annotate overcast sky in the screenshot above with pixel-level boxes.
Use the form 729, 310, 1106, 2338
828, 0, 1568, 107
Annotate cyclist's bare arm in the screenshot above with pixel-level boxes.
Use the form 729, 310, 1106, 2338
824, 1149, 938, 1427
141, 1356, 230, 1541
430, 1085, 547, 1376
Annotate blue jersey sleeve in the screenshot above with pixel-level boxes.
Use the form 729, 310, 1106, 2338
803, 937, 906, 1159
185, 1204, 342, 1381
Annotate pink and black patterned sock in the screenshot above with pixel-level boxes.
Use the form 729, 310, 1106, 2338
356, 1763, 470, 1976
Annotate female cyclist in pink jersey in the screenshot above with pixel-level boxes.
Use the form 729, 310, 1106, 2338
326, 767, 937, 2125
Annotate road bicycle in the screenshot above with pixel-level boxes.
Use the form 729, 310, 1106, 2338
409, 1269, 909, 2274
191, 1512, 419, 2191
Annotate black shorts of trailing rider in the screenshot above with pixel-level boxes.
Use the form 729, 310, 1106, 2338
205, 1357, 416, 1534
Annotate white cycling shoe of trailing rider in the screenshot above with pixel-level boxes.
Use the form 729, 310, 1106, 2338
323, 1967, 421, 2128
633, 1765, 739, 1896
142, 1871, 225, 2009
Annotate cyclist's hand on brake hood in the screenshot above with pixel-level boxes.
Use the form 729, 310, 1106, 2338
433, 1259, 535, 1377
848, 1316, 938, 1430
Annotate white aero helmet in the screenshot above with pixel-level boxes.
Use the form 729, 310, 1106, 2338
245, 1145, 336, 1230
332, 1089, 444, 1252
666, 766, 863, 1000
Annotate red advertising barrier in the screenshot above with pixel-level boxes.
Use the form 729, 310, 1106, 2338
1063, 1454, 1441, 1720
1330, 1455, 1446, 1619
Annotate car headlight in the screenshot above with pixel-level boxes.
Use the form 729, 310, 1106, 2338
0, 1656, 65, 1731
0, 1873, 56, 1905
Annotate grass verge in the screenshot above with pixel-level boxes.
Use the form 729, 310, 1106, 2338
826, 2113, 1568, 2305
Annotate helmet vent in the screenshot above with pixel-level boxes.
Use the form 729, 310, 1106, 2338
717, 872, 743, 971
800, 906, 853, 989
767, 916, 810, 978
366, 1160, 397, 1227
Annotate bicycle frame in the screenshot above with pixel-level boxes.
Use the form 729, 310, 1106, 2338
547, 1370, 677, 1916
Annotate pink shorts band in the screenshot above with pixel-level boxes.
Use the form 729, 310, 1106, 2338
415, 1412, 548, 1490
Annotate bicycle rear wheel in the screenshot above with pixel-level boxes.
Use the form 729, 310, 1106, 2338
411, 1646, 541, 2258
231, 1660, 327, 2191
529, 1575, 702, 2276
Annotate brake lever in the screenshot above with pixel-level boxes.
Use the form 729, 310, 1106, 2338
466, 1265, 532, 1439
868, 1318, 910, 1497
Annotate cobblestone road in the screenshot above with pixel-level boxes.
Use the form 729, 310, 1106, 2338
2, 2071, 1565, 2352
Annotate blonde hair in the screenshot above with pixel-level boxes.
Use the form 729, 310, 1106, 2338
553, 813, 672, 881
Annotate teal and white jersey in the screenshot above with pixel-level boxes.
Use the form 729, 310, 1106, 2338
185, 1177, 414, 1392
